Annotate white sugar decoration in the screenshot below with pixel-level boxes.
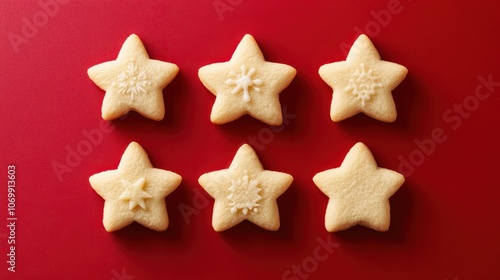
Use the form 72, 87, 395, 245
345, 63, 382, 107
113, 63, 151, 102
227, 171, 262, 215
226, 65, 263, 102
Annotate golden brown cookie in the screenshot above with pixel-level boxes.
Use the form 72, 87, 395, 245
89, 142, 181, 232
199, 34, 296, 125
88, 34, 178, 121
313, 142, 404, 232
198, 144, 292, 231
319, 34, 407, 122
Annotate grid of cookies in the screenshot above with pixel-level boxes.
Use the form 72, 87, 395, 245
87, 33, 407, 233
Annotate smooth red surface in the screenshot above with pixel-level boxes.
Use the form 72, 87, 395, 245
1, 0, 500, 279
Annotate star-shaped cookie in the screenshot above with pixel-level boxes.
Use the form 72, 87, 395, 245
89, 142, 181, 232
319, 34, 407, 122
198, 144, 293, 231
198, 34, 296, 125
88, 34, 179, 121
313, 142, 404, 232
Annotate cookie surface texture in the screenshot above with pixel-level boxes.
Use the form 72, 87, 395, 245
198, 144, 293, 231
88, 34, 179, 121
313, 142, 404, 232
89, 142, 181, 232
319, 34, 407, 122
198, 34, 296, 125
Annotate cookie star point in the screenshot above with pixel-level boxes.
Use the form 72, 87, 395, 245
198, 34, 296, 125
319, 34, 407, 123
313, 142, 404, 232
88, 34, 179, 121
231, 34, 264, 60
89, 142, 181, 232
198, 144, 292, 231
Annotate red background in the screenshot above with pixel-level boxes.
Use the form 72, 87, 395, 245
1, 0, 500, 279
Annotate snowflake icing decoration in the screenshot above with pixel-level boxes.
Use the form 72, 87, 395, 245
344, 63, 382, 107
226, 65, 263, 103
112, 63, 151, 102
227, 171, 262, 215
